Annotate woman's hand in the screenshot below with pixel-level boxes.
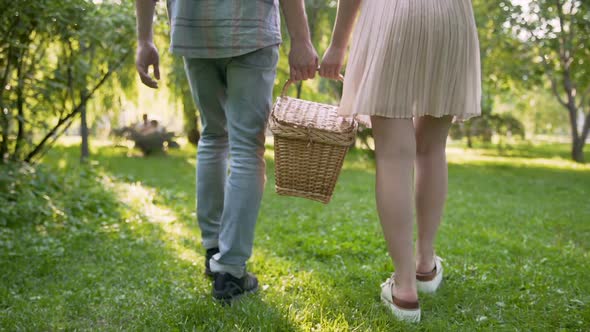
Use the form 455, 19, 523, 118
319, 44, 346, 80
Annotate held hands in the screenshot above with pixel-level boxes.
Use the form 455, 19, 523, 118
136, 38, 341, 86
289, 40, 318, 81
136, 41, 160, 89
319, 44, 346, 80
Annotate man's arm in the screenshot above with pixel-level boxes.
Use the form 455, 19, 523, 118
136, 0, 160, 88
280, 0, 318, 81
319, 0, 361, 80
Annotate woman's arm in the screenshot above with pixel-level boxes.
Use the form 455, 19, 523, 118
330, 0, 362, 49
319, 0, 362, 79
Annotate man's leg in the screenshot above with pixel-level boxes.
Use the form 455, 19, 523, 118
209, 45, 279, 278
183, 57, 229, 252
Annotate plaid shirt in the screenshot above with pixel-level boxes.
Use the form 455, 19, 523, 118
167, 0, 282, 58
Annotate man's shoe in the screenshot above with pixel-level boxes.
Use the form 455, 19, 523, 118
205, 247, 219, 278
213, 272, 259, 302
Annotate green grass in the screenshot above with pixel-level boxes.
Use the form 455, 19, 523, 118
1, 141, 589, 331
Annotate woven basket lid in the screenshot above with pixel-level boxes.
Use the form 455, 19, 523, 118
270, 96, 357, 146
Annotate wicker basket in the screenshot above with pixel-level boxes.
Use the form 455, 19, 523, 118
269, 80, 358, 204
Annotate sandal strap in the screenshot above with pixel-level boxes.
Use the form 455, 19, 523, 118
384, 274, 420, 310
416, 265, 437, 282
393, 297, 420, 310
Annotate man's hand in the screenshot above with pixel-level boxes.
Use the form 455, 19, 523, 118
136, 42, 160, 89
319, 44, 346, 80
135, 0, 158, 88
280, 0, 318, 81
289, 40, 318, 81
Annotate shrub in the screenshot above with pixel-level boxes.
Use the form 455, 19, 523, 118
0, 163, 118, 227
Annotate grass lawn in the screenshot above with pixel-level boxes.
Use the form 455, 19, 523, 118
1, 140, 589, 331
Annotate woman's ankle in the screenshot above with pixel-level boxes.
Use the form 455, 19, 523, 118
391, 284, 418, 303
390, 274, 419, 302
415, 251, 436, 274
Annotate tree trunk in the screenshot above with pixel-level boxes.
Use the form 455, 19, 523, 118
572, 110, 589, 163
0, 109, 8, 162
80, 99, 89, 162
465, 123, 473, 148
13, 56, 25, 160
23, 51, 129, 163
564, 99, 584, 163
0, 47, 13, 162
572, 137, 584, 163
581, 110, 590, 150
466, 133, 473, 149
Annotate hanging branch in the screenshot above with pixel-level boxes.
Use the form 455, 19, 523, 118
29, 108, 80, 164
24, 51, 131, 163
13, 46, 29, 159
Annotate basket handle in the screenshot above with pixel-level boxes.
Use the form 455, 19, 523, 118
280, 74, 344, 97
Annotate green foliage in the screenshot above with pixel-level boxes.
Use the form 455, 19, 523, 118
451, 115, 527, 146
513, 0, 590, 91
472, 0, 541, 94
496, 88, 570, 136
0, 0, 136, 162
511, 0, 590, 161
0, 162, 118, 227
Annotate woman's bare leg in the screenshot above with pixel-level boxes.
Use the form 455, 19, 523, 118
413, 115, 453, 273
371, 116, 417, 302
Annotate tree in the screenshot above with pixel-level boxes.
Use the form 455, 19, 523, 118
446, 0, 537, 147
0, 0, 135, 163
515, 0, 590, 162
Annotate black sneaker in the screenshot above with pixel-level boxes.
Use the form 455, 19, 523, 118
205, 247, 219, 278
213, 272, 259, 302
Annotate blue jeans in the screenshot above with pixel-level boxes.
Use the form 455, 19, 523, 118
184, 45, 279, 278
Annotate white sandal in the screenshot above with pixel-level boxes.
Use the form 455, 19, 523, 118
380, 275, 421, 323
416, 256, 444, 293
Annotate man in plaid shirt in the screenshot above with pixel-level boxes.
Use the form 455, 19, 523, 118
135, 0, 318, 301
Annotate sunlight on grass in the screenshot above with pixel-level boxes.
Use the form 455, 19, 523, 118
185, 157, 196, 167
56, 158, 68, 170
97, 166, 382, 330
111, 179, 201, 265
447, 147, 590, 171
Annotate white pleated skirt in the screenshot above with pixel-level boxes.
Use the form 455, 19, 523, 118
339, 0, 482, 125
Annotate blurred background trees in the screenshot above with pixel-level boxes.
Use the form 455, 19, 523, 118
512, 0, 590, 162
0, 0, 588, 162
0, 0, 136, 162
